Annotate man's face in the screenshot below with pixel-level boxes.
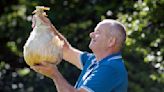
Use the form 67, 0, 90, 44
89, 23, 109, 52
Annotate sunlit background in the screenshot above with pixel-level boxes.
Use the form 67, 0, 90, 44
0, 0, 163, 92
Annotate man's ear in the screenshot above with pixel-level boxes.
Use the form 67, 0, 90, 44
107, 37, 116, 48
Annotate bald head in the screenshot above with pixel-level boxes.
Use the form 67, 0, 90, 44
98, 19, 126, 49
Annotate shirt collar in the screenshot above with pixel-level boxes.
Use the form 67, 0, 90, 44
94, 52, 122, 64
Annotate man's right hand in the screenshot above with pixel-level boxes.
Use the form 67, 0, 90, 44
32, 15, 83, 70
32, 15, 71, 50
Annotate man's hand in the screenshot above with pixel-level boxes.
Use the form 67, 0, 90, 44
32, 15, 83, 70
31, 62, 88, 92
31, 62, 57, 79
32, 14, 52, 28
32, 15, 71, 50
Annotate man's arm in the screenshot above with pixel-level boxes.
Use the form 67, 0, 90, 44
31, 16, 87, 92
38, 15, 83, 69
50, 25, 83, 69
31, 62, 87, 92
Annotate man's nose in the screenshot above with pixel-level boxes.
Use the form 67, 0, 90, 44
89, 32, 95, 38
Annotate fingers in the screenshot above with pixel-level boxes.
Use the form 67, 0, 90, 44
30, 62, 57, 78
38, 15, 52, 26
41, 61, 56, 66
31, 62, 56, 71
30, 66, 40, 73
30, 64, 48, 76
32, 15, 36, 28
31, 14, 52, 28
31, 65, 43, 72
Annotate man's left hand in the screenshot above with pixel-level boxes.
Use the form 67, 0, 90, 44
31, 62, 58, 79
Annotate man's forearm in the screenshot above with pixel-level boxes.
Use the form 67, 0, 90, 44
49, 25, 83, 69
31, 62, 83, 92
52, 69, 78, 92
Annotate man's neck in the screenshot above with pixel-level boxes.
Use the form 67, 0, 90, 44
93, 49, 120, 62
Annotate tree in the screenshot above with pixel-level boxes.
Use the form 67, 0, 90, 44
0, 0, 163, 92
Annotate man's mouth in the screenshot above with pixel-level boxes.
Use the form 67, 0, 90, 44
92, 39, 96, 42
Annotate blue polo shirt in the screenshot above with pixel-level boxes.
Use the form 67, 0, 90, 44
75, 52, 128, 92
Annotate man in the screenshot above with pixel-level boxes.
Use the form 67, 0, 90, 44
31, 15, 128, 92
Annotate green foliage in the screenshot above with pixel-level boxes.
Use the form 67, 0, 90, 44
0, 0, 163, 92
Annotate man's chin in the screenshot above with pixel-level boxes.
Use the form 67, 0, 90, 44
89, 44, 92, 49
89, 44, 94, 51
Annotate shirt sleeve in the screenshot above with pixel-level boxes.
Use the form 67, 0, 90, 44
80, 52, 93, 67
81, 65, 124, 92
